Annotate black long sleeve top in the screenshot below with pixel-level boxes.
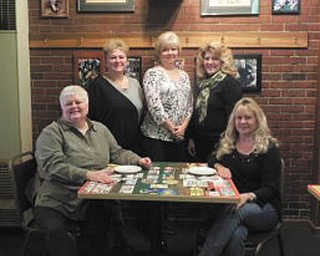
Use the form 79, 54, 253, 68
208, 143, 282, 215
187, 75, 242, 139
87, 75, 143, 153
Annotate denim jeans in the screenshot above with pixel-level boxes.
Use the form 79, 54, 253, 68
198, 202, 279, 256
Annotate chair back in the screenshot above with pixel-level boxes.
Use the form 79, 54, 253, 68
8, 152, 37, 227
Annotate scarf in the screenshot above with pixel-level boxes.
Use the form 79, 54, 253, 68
195, 71, 226, 124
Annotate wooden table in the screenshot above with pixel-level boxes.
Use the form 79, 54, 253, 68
307, 184, 320, 201
78, 162, 240, 204
78, 162, 240, 255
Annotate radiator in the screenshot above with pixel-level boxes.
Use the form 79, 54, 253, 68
0, 162, 20, 227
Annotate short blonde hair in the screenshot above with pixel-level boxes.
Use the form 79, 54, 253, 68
59, 85, 88, 107
154, 31, 181, 63
104, 38, 129, 58
196, 41, 237, 78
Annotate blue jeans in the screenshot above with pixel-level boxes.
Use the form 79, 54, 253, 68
198, 202, 279, 256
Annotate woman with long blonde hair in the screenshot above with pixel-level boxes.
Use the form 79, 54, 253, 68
198, 97, 281, 256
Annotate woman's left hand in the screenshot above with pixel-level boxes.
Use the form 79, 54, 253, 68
236, 193, 254, 210
138, 157, 152, 170
172, 125, 185, 140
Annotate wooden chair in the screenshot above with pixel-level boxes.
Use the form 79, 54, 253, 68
194, 159, 286, 256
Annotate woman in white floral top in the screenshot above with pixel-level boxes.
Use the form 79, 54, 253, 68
141, 31, 193, 161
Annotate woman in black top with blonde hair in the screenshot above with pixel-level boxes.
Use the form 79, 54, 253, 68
198, 97, 281, 256
187, 41, 242, 162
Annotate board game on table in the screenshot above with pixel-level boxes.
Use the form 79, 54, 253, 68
78, 162, 240, 204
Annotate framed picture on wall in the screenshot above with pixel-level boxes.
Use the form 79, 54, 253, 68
125, 57, 142, 84
41, 0, 69, 18
272, 0, 300, 14
201, 0, 259, 16
77, 0, 134, 13
233, 54, 262, 93
174, 58, 185, 70
73, 51, 105, 89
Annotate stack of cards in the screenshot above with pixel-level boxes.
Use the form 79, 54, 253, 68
81, 181, 113, 194
119, 177, 138, 194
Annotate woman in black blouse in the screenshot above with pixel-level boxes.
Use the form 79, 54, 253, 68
87, 38, 144, 154
87, 39, 149, 253
198, 97, 281, 256
187, 41, 242, 162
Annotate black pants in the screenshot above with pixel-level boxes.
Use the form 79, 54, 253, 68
191, 136, 220, 163
142, 136, 187, 162
34, 202, 111, 256
115, 200, 152, 253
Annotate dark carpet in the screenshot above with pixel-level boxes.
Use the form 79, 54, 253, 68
0, 221, 320, 256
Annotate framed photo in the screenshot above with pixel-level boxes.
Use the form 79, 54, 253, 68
73, 51, 105, 89
41, 0, 69, 18
125, 57, 142, 84
174, 58, 185, 70
201, 0, 259, 16
77, 0, 134, 13
272, 0, 300, 14
234, 54, 262, 93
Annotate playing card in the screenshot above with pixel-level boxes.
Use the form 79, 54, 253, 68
124, 178, 138, 185
91, 183, 113, 194
150, 183, 168, 189
119, 184, 135, 194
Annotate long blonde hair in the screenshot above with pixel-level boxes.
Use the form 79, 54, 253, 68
216, 97, 278, 159
196, 41, 237, 78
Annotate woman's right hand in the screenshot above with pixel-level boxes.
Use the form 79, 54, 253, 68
214, 163, 232, 179
187, 139, 196, 157
164, 120, 176, 134
164, 119, 182, 139
86, 169, 114, 184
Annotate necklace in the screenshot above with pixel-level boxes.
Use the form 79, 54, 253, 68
105, 75, 128, 91
236, 139, 255, 155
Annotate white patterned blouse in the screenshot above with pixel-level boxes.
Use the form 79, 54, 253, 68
141, 66, 193, 142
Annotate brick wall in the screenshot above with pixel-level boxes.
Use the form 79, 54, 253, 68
28, 0, 320, 219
